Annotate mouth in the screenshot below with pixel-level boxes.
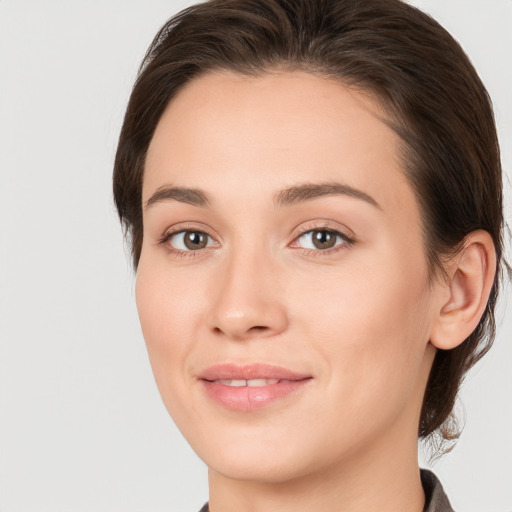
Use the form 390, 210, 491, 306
212, 378, 287, 386
198, 363, 313, 411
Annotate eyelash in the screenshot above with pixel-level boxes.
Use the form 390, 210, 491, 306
157, 224, 216, 259
292, 224, 355, 257
157, 223, 355, 259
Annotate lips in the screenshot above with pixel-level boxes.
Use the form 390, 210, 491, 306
199, 363, 310, 381
199, 363, 312, 411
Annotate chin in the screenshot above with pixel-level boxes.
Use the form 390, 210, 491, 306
207, 452, 314, 484
187, 423, 338, 485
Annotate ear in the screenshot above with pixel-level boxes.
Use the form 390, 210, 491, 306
430, 230, 497, 350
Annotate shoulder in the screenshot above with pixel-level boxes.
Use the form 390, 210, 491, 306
421, 469, 456, 512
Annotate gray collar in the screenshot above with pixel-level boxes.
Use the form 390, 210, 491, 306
421, 469, 455, 512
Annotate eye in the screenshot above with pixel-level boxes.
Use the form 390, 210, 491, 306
295, 229, 350, 251
166, 230, 216, 251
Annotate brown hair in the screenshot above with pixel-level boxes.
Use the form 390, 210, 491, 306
113, 0, 505, 444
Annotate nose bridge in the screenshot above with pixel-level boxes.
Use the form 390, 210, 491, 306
207, 239, 287, 340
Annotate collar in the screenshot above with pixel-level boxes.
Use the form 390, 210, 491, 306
421, 469, 455, 512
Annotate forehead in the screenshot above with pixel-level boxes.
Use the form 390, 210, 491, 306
144, 70, 416, 220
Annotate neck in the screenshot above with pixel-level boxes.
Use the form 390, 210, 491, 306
207, 429, 425, 512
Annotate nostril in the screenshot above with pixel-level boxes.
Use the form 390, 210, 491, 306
211, 323, 271, 340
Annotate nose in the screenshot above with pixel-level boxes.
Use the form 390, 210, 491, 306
206, 247, 288, 341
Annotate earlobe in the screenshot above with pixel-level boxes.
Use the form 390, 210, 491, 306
430, 230, 496, 351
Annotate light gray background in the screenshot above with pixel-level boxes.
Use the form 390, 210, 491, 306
0, 1, 511, 511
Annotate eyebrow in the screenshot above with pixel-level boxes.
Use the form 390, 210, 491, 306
145, 186, 210, 209
144, 182, 380, 210
273, 182, 381, 209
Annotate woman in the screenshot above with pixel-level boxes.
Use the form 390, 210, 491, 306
113, 0, 506, 510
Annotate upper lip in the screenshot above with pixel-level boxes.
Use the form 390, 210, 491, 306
199, 363, 312, 381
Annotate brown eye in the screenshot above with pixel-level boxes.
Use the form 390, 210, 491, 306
311, 230, 337, 249
296, 229, 348, 251
184, 231, 208, 250
169, 231, 214, 251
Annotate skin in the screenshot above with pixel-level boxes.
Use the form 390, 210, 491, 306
136, 70, 495, 512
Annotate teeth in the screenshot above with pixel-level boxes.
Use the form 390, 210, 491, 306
248, 379, 279, 387
216, 379, 280, 387
218, 379, 247, 387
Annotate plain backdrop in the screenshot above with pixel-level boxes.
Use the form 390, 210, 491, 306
0, 1, 511, 511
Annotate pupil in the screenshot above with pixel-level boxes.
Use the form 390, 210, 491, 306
185, 232, 207, 250
313, 230, 336, 249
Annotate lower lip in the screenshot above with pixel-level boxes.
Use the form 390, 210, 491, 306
201, 379, 312, 411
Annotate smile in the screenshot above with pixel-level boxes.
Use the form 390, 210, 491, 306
199, 364, 313, 411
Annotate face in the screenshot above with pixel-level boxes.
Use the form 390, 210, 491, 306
137, 71, 440, 483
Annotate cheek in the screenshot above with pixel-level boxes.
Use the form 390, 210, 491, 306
135, 256, 205, 405
136, 250, 206, 338
292, 253, 433, 411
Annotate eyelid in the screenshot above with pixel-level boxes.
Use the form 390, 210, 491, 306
292, 221, 355, 243
158, 222, 217, 241
289, 221, 356, 254
157, 223, 220, 256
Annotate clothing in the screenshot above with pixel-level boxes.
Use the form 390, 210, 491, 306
198, 469, 454, 512
422, 469, 455, 512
